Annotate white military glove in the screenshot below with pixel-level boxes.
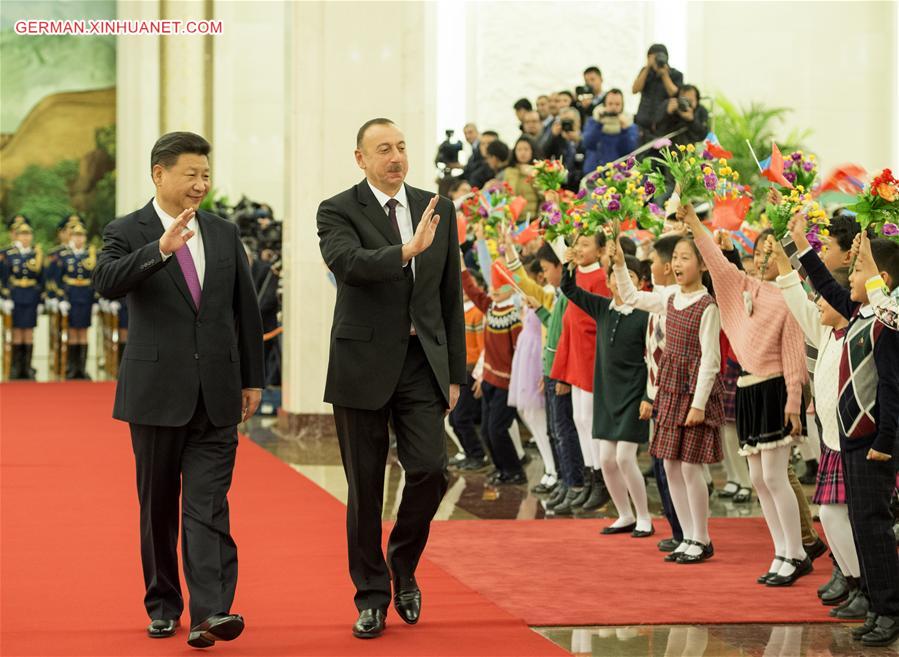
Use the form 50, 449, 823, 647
59, 300, 71, 316
37, 303, 45, 315
109, 300, 121, 313
47, 298, 60, 313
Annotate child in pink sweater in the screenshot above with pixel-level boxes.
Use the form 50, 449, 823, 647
680, 204, 811, 586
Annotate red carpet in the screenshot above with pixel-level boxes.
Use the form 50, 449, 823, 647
427, 518, 841, 627
0, 383, 567, 657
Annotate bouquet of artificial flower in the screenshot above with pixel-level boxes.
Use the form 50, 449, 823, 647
528, 159, 569, 192
461, 182, 526, 238
783, 150, 818, 191
651, 143, 740, 203
765, 186, 828, 240
539, 189, 585, 243
581, 157, 665, 237
847, 168, 899, 243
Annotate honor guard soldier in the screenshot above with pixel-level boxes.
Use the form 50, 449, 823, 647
59, 220, 96, 379
0, 216, 44, 380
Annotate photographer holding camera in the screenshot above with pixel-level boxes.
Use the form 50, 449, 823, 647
542, 107, 584, 190
633, 44, 683, 143
652, 83, 708, 148
581, 88, 638, 175
576, 66, 606, 123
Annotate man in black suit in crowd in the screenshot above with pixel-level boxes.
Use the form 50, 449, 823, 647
317, 118, 466, 639
93, 132, 264, 649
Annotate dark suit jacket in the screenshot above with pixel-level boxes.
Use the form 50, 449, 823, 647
93, 200, 264, 427
317, 180, 466, 410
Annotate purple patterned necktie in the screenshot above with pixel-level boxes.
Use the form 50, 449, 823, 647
174, 245, 202, 310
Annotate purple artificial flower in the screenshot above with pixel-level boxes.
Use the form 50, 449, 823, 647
703, 173, 718, 191
652, 138, 672, 149
791, 152, 802, 161
883, 223, 899, 237
611, 193, 622, 201
806, 225, 823, 253
595, 185, 608, 195
648, 203, 663, 216
783, 171, 797, 184
701, 149, 714, 160
540, 201, 553, 212
612, 173, 625, 182
478, 206, 489, 218
549, 211, 562, 225
615, 161, 628, 172
608, 199, 621, 212
644, 181, 656, 195
802, 161, 814, 172
576, 188, 587, 199
626, 156, 636, 169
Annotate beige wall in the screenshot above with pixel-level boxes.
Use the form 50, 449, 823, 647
687, 1, 898, 173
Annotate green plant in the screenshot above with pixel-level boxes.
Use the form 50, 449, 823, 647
88, 169, 116, 235
3, 162, 77, 248
712, 96, 810, 223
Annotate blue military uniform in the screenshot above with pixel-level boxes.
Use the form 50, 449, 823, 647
0, 216, 43, 379
59, 245, 96, 328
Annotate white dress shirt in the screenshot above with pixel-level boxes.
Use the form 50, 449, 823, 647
154, 198, 205, 289
367, 181, 415, 277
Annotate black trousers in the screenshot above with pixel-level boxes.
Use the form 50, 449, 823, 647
480, 381, 522, 476
842, 446, 899, 616
333, 337, 449, 612
448, 372, 485, 459
129, 394, 239, 625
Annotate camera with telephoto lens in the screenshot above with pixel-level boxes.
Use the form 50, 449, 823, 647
655, 51, 668, 68
575, 85, 593, 98
435, 129, 463, 176
677, 96, 691, 112
561, 119, 575, 132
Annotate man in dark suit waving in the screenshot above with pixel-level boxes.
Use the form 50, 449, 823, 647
317, 118, 466, 639
93, 132, 264, 649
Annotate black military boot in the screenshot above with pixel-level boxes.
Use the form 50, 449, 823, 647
21, 344, 35, 380
78, 344, 91, 380
66, 344, 79, 379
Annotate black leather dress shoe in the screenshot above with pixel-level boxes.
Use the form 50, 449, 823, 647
676, 540, 714, 564
631, 526, 655, 539
600, 522, 637, 535
186, 614, 244, 648
757, 557, 785, 584
766, 556, 813, 587
803, 537, 828, 561
352, 609, 387, 639
393, 578, 422, 625
657, 537, 680, 552
147, 619, 179, 638
861, 615, 899, 647
850, 611, 878, 639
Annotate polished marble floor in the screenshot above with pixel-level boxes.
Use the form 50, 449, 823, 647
245, 415, 898, 655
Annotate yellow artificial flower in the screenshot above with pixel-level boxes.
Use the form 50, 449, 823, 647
733, 171, 740, 180
703, 167, 713, 175
719, 158, 727, 165
696, 175, 703, 181
821, 229, 830, 236
688, 157, 696, 165
687, 144, 696, 153
721, 166, 731, 175
797, 185, 805, 192
678, 144, 687, 152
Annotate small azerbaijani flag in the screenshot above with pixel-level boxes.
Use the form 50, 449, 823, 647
760, 142, 794, 189
704, 132, 733, 159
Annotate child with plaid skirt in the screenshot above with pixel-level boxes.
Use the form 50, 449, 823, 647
613, 234, 724, 563
791, 218, 899, 647
772, 245, 862, 615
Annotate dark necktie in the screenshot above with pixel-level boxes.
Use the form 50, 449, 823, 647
385, 198, 401, 238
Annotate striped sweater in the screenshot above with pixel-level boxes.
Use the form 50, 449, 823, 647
461, 270, 522, 389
